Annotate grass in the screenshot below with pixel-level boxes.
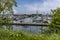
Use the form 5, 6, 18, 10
0, 29, 60, 40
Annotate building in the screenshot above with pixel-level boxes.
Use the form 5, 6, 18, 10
8, 13, 52, 23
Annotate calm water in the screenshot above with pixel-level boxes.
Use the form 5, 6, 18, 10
2, 25, 46, 34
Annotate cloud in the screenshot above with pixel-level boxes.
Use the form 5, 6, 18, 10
24, 0, 60, 11
13, 0, 60, 14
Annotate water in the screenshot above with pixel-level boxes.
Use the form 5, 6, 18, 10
2, 25, 46, 34
13, 25, 42, 33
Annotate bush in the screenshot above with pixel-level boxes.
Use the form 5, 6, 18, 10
0, 29, 60, 40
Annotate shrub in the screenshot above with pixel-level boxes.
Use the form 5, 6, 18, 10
0, 29, 60, 40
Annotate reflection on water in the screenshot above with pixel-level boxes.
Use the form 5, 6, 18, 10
13, 25, 46, 34
0, 25, 46, 34
13, 25, 42, 33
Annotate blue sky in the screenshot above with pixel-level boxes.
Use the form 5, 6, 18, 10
13, 0, 60, 14
17, 0, 44, 5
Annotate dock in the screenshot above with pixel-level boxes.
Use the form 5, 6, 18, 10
11, 22, 49, 26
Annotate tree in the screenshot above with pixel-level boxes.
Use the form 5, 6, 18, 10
0, 0, 17, 13
44, 8, 60, 34
0, 0, 17, 22
0, 0, 17, 30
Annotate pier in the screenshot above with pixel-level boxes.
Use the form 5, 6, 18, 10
11, 22, 49, 26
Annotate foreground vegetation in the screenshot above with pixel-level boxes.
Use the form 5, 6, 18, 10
0, 29, 60, 40
0, 0, 60, 40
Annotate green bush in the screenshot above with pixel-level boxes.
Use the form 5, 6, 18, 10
0, 29, 60, 40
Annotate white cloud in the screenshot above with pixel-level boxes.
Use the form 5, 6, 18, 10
24, 0, 60, 11
13, 0, 60, 14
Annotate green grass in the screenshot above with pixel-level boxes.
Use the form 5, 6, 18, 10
0, 29, 60, 40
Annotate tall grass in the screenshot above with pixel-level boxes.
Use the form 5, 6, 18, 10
0, 29, 60, 40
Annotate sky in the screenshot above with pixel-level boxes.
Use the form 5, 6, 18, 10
13, 0, 60, 14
